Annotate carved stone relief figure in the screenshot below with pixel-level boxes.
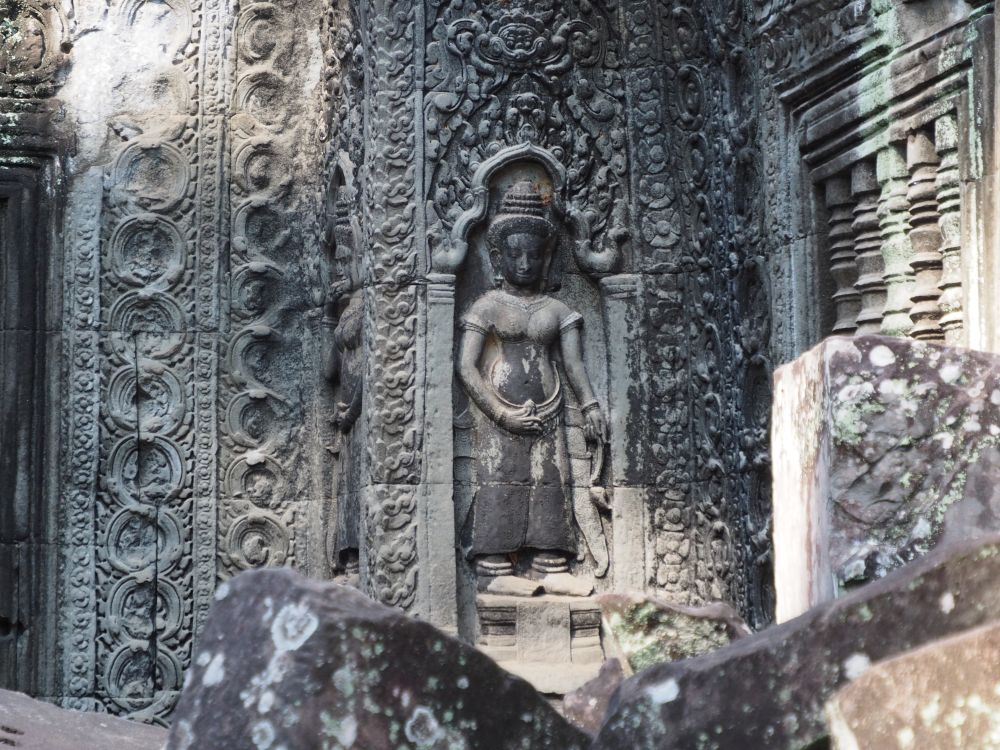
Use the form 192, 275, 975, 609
322, 178, 364, 581
457, 180, 609, 597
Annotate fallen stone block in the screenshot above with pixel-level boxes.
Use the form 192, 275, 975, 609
597, 594, 750, 673
773, 335, 1000, 621
0, 689, 165, 750
593, 535, 1000, 750
165, 568, 589, 750
827, 621, 1000, 749
562, 658, 625, 736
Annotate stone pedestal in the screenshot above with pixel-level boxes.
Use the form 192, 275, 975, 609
773, 335, 1000, 621
477, 594, 604, 695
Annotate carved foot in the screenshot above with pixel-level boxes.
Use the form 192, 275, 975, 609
479, 575, 544, 597
541, 572, 595, 597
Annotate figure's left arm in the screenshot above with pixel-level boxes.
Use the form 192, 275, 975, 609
560, 323, 609, 444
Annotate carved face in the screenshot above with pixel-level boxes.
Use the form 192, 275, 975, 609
500, 232, 550, 288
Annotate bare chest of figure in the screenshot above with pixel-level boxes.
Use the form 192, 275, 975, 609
481, 293, 563, 405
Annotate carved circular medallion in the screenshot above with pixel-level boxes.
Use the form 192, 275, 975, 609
231, 261, 283, 321
107, 576, 183, 641
110, 214, 186, 287
233, 199, 292, 260
234, 138, 291, 198
224, 391, 284, 450
105, 644, 182, 711
224, 512, 289, 570
224, 453, 286, 508
107, 362, 187, 434
111, 141, 190, 211
108, 436, 186, 506
105, 507, 183, 574
108, 291, 188, 360
236, 3, 285, 64
233, 69, 291, 130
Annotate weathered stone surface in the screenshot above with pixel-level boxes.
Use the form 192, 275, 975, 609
593, 535, 1000, 750
562, 658, 624, 737
0, 689, 165, 749
827, 622, 1000, 749
774, 335, 1000, 621
166, 567, 588, 750
598, 594, 749, 673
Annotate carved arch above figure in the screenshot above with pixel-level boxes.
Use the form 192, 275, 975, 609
435, 142, 621, 277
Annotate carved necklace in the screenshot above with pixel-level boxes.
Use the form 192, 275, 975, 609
496, 291, 551, 315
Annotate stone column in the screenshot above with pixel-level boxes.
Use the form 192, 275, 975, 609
907, 130, 945, 341
851, 161, 886, 334
824, 176, 861, 335
935, 113, 964, 345
876, 144, 915, 337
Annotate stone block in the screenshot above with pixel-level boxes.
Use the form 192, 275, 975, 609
827, 621, 1000, 749
562, 658, 625, 737
166, 568, 589, 750
773, 335, 1000, 621
476, 594, 604, 695
0, 689, 165, 749
597, 594, 749, 673
593, 535, 1000, 750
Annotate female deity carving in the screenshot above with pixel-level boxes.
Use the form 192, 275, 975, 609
323, 200, 364, 579
457, 180, 608, 591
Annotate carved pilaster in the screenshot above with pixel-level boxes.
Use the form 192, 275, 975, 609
935, 114, 964, 344
851, 161, 885, 334
422, 274, 459, 633
824, 176, 860, 335
907, 130, 945, 342
876, 144, 915, 337
600, 274, 646, 593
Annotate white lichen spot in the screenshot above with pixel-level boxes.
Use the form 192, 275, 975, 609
920, 694, 942, 726
896, 726, 915, 749
843, 653, 871, 681
991, 389, 1000, 406
911, 518, 932, 541
196, 651, 212, 667
405, 707, 444, 747
251, 720, 276, 750
939, 592, 956, 614
202, 653, 226, 687
965, 420, 982, 433
332, 666, 355, 697
940, 362, 962, 384
869, 345, 896, 368
214, 581, 231, 601
331, 715, 358, 747
645, 678, 680, 705
457, 676, 469, 689
271, 602, 318, 652
258, 690, 275, 713
935, 432, 955, 451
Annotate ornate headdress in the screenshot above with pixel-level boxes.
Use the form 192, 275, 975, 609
487, 180, 558, 250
